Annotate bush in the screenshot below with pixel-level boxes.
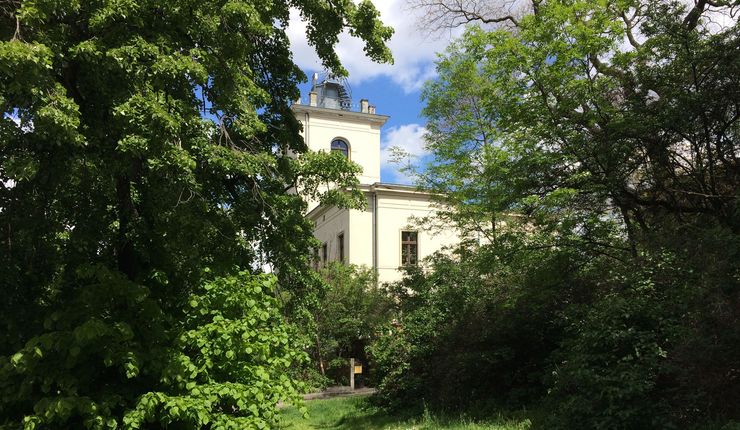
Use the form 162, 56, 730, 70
304, 263, 394, 387
0, 269, 304, 429
372, 237, 740, 428
370, 246, 586, 411
543, 277, 679, 429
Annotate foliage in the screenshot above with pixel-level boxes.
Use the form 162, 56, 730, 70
420, 0, 740, 248
0, 0, 392, 427
374, 0, 740, 428
126, 272, 304, 429
370, 243, 588, 410
308, 263, 394, 386
1, 270, 302, 429
542, 260, 682, 429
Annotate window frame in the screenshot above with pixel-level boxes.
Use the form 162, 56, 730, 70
330, 138, 350, 159
337, 232, 345, 263
400, 230, 419, 266
322, 243, 328, 266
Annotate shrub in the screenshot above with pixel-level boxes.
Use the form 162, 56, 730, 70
305, 263, 394, 387
370, 246, 585, 411
0, 269, 303, 429
543, 278, 678, 429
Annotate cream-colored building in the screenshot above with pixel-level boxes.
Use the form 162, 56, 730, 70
292, 75, 460, 283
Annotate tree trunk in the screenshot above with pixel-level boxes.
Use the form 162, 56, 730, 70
115, 160, 142, 281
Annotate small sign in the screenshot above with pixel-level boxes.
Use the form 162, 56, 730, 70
354, 364, 363, 374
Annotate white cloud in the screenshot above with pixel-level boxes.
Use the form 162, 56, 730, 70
287, 0, 461, 93
380, 123, 428, 184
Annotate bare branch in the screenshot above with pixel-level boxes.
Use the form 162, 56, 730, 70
408, 0, 535, 35
1, 0, 22, 41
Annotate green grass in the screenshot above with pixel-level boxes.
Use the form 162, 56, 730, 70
277, 395, 531, 430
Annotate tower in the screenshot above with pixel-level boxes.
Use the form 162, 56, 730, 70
292, 74, 388, 199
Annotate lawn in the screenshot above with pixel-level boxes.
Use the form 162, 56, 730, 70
277, 395, 531, 430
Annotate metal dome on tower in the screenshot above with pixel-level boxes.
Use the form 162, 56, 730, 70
310, 72, 353, 111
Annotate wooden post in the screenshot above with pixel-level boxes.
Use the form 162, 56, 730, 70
350, 358, 355, 390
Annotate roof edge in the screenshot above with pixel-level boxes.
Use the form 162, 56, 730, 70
291, 104, 390, 125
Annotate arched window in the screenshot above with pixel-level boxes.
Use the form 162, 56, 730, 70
331, 138, 349, 158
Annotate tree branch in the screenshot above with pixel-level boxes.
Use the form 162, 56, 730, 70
408, 0, 533, 33
683, 0, 729, 30
621, 12, 642, 49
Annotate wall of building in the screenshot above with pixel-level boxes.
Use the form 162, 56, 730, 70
348, 194, 375, 269
309, 189, 461, 284
297, 110, 382, 186
310, 205, 350, 266
373, 190, 460, 283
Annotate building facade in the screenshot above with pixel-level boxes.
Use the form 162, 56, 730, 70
292, 75, 460, 283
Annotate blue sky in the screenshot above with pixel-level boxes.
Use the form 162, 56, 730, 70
295, 76, 430, 184
287, 0, 462, 184
296, 76, 427, 133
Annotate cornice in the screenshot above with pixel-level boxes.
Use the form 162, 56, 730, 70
291, 104, 390, 126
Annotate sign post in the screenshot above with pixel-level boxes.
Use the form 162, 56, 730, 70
349, 358, 355, 390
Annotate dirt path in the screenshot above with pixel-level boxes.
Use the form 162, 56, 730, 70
302, 386, 376, 401
277, 387, 376, 409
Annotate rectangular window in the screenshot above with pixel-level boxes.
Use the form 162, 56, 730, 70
337, 233, 345, 263
401, 231, 418, 266
313, 248, 320, 270
322, 243, 328, 266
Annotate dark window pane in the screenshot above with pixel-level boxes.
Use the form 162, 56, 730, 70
401, 230, 418, 266
338, 233, 345, 262
331, 139, 349, 158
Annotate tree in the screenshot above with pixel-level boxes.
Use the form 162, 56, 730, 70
310, 263, 393, 386
408, 0, 532, 33
420, 0, 740, 253
0, 0, 392, 427
373, 0, 740, 426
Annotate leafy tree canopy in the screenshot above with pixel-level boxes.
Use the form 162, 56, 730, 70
0, 0, 392, 427
309, 263, 393, 386
372, 0, 740, 427
420, 0, 739, 254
